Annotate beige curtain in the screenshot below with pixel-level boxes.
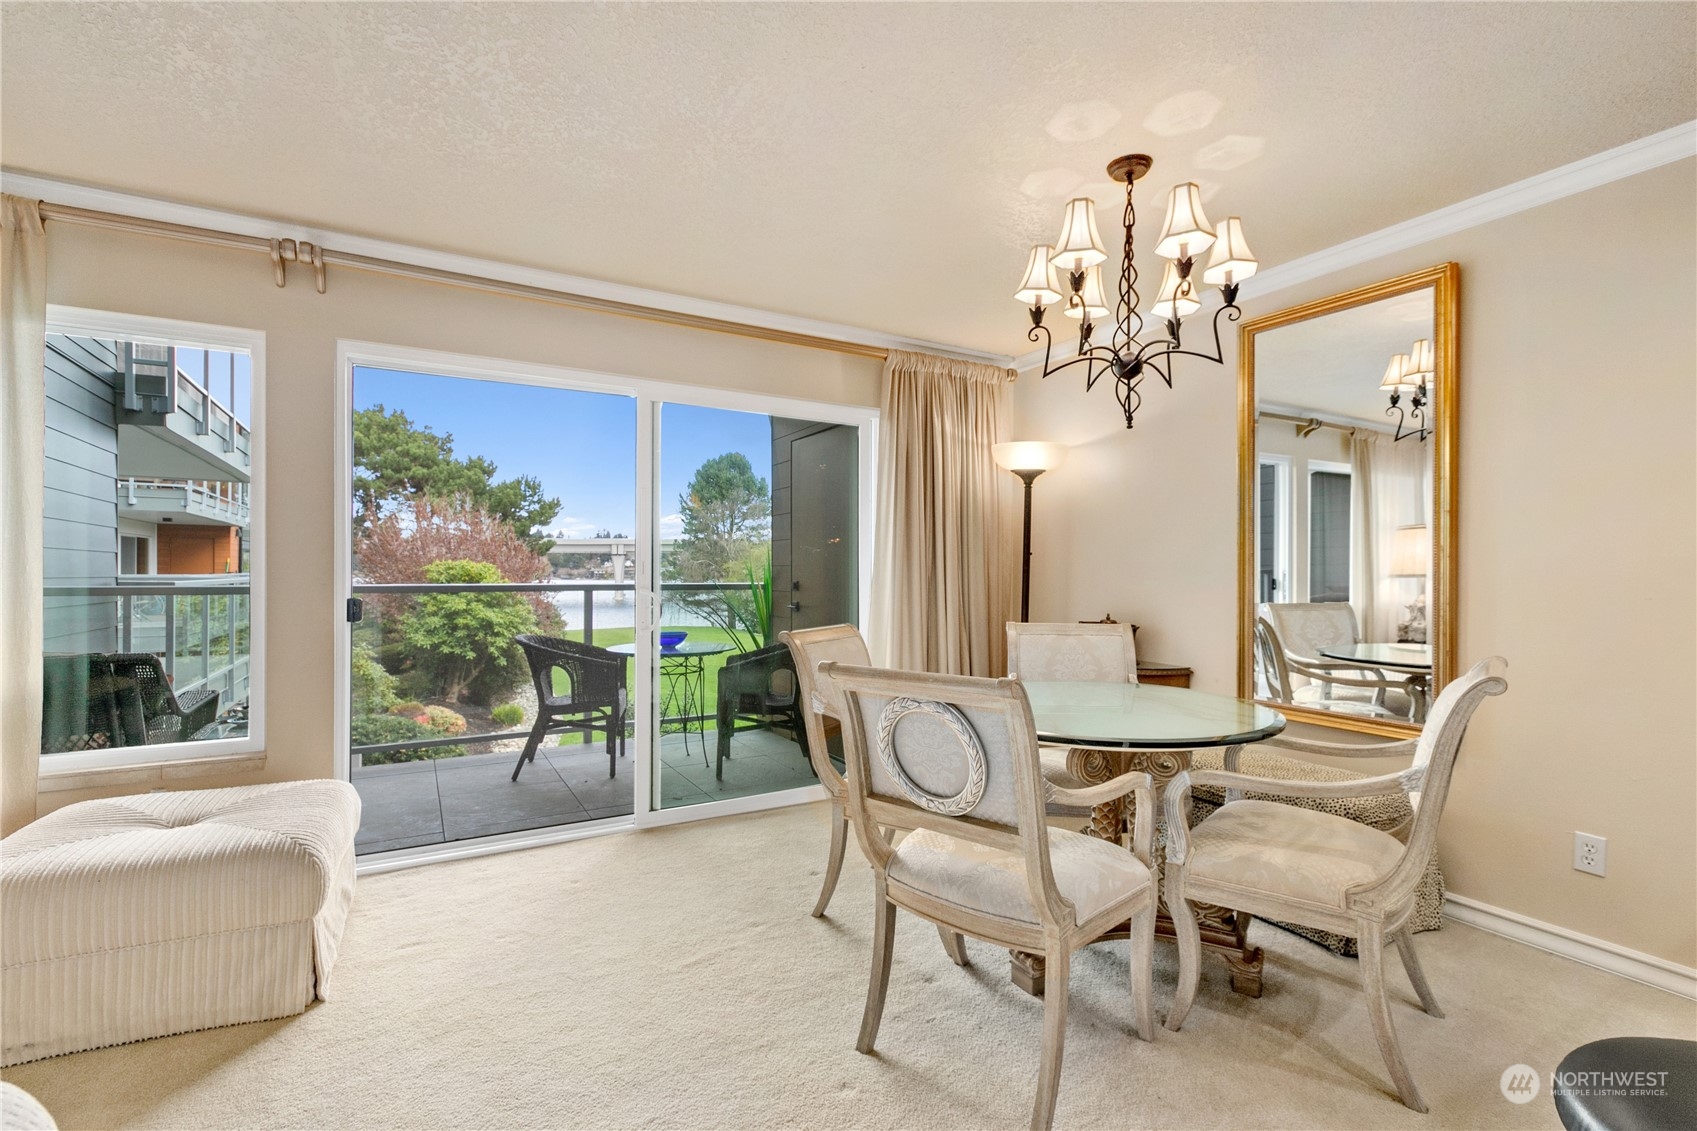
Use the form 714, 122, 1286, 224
1349, 431, 1428, 643
869, 349, 1016, 676
1, 195, 46, 835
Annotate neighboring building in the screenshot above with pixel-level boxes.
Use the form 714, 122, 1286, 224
44, 333, 253, 729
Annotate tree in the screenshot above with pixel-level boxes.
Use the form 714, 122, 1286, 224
353, 406, 561, 553
355, 495, 559, 631
667, 453, 770, 582
666, 453, 772, 651
400, 560, 539, 703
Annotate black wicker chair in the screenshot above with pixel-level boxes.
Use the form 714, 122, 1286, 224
512, 634, 628, 781
714, 642, 808, 781
101, 653, 221, 744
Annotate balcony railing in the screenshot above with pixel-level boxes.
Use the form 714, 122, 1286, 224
120, 477, 251, 525
347, 579, 758, 768
43, 575, 252, 707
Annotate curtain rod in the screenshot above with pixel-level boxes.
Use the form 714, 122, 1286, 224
36, 201, 892, 361
1257, 410, 1361, 436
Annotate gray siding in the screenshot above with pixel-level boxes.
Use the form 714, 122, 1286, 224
43, 334, 121, 654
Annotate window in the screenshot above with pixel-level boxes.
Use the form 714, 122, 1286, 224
1256, 456, 1291, 604
1308, 467, 1351, 603
40, 309, 263, 770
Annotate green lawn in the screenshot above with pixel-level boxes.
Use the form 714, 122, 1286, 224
553, 625, 754, 742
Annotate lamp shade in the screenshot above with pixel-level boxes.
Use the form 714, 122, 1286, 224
1154, 182, 1216, 260
1149, 260, 1201, 321
1050, 198, 1108, 273
1405, 338, 1435, 384
1063, 264, 1110, 320
1013, 244, 1061, 306
1390, 524, 1431, 576
1201, 216, 1257, 287
1380, 354, 1412, 390
992, 441, 1068, 473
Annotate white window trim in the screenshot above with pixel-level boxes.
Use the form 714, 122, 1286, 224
1256, 454, 1292, 606
333, 340, 872, 866
40, 306, 266, 775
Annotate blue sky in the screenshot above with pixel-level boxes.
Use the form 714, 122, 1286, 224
177, 348, 252, 425
352, 367, 775, 539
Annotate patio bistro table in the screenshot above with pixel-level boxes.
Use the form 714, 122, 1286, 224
1017, 680, 1287, 998
607, 640, 734, 766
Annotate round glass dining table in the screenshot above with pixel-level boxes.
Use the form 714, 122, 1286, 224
1012, 680, 1286, 999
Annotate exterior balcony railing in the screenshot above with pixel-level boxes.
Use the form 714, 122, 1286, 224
120, 477, 252, 526
347, 580, 758, 769
43, 575, 252, 709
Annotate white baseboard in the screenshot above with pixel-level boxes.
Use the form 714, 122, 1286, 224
1444, 893, 1697, 1001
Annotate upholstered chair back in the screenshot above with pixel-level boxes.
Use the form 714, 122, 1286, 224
1260, 602, 1360, 665
1006, 621, 1137, 683
780, 624, 871, 794
825, 664, 1069, 929
1357, 657, 1507, 913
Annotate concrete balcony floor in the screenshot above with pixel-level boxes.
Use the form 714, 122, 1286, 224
353, 727, 819, 855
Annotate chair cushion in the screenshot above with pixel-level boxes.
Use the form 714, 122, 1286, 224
888, 826, 1150, 926
1186, 800, 1403, 910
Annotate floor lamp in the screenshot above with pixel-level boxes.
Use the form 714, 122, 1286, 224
992, 441, 1068, 622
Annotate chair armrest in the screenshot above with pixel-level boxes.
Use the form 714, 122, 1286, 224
1164, 766, 1424, 866
1047, 770, 1155, 867
1258, 733, 1420, 759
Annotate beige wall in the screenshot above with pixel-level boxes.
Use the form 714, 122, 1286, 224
39, 223, 881, 808
1009, 159, 1697, 967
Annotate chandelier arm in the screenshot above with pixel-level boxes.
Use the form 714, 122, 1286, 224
1130, 302, 1243, 372
1039, 345, 1121, 390
1387, 398, 1430, 443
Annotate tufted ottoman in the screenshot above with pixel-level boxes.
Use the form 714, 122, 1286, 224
1, 780, 360, 1065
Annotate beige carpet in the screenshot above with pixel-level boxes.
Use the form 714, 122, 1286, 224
4, 803, 1693, 1130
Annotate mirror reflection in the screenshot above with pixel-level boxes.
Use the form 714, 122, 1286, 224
1251, 287, 1436, 725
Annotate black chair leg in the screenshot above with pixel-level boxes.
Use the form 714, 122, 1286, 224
606, 713, 617, 779
513, 715, 550, 781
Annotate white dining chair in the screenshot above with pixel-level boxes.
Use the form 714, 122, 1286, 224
1163, 656, 1508, 1113
825, 662, 1158, 1131
1006, 621, 1138, 817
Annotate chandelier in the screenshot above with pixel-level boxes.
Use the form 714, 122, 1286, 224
1380, 338, 1433, 442
1016, 153, 1257, 429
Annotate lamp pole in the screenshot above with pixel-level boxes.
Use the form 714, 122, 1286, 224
992, 441, 1067, 624
1014, 469, 1044, 623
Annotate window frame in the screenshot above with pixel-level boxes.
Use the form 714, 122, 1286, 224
40, 306, 266, 774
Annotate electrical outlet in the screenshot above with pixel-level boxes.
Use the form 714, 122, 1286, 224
1574, 832, 1607, 877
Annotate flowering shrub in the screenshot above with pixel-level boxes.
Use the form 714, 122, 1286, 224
422, 705, 468, 735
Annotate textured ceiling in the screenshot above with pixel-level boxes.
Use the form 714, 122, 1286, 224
1257, 290, 1435, 426
3, 2, 1693, 355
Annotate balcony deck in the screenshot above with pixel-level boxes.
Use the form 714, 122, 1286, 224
352, 727, 820, 855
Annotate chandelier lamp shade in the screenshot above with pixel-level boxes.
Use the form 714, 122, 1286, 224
1016, 153, 1256, 430
1382, 337, 1433, 442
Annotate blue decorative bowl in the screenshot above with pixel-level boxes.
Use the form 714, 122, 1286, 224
660, 631, 688, 649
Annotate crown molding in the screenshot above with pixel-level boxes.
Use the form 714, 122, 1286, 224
1015, 121, 1696, 373
1, 169, 1013, 369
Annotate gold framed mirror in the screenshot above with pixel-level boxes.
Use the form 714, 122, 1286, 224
1237, 263, 1458, 737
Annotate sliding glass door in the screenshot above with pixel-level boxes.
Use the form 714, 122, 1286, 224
345, 366, 639, 854
652, 405, 860, 810
341, 350, 871, 857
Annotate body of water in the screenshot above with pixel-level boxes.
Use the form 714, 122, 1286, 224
550, 586, 720, 631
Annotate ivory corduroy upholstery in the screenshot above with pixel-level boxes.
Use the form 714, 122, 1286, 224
0, 780, 360, 1066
